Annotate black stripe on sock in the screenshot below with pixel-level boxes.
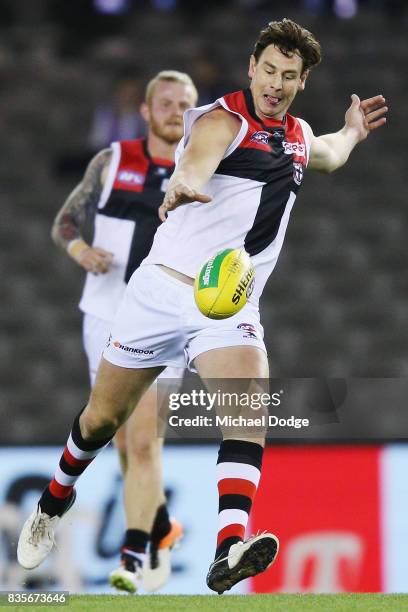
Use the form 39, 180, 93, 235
217, 440, 264, 470
123, 529, 149, 552
59, 455, 87, 477
39, 486, 72, 518
71, 408, 113, 452
218, 494, 252, 514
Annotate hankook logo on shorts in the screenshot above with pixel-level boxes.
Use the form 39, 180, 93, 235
113, 341, 154, 355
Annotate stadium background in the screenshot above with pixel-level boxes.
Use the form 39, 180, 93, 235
0, 0, 407, 595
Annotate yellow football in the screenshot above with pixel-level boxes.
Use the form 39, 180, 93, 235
194, 248, 255, 319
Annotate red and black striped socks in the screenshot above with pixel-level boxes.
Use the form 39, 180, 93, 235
215, 439, 263, 559
39, 410, 113, 517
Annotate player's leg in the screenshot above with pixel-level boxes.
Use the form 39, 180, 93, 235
124, 389, 164, 539
18, 265, 186, 572
111, 368, 184, 594
141, 368, 184, 593
17, 358, 163, 570
109, 387, 164, 593
194, 346, 279, 594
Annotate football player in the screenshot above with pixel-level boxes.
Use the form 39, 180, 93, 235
18, 19, 387, 594
49, 70, 197, 593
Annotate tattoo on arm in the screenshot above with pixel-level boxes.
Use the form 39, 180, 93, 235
51, 148, 112, 250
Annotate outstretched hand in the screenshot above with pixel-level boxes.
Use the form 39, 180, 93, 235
345, 94, 388, 142
159, 183, 212, 222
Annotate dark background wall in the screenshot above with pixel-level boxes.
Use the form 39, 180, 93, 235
0, 0, 406, 443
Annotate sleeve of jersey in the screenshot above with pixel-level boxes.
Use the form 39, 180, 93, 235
175, 99, 248, 165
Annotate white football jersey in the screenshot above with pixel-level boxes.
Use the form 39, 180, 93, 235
142, 89, 312, 305
79, 139, 174, 321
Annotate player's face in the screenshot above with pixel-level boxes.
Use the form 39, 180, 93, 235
248, 44, 307, 121
147, 81, 197, 144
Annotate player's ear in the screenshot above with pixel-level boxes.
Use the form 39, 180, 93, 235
140, 102, 150, 122
298, 69, 309, 92
248, 55, 257, 79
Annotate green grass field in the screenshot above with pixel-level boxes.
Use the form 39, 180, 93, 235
8, 594, 408, 612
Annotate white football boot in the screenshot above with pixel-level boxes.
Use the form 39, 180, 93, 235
17, 490, 76, 570
206, 532, 279, 594
142, 518, 184, 592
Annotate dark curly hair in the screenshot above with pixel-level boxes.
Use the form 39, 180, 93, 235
253, 18, 322, 72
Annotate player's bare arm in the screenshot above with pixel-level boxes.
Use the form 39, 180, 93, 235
51, 148, 114, 274
308, 94, 388, 173
158, 108, 241, 221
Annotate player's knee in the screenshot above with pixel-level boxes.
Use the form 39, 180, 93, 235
80, 406, 124, 440
127, 432, 159, 464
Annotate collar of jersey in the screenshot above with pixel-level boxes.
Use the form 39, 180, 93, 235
244, 88, 286, 131
142, 138, 174, 167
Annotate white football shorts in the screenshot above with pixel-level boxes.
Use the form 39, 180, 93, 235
103, 264, 266, 372
83, 311, 183, 386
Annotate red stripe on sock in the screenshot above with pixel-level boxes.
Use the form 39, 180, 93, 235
217, 523, 245, 547
49, 479, 73, 499
63, 447, 93, 468
218, 478, 256, 499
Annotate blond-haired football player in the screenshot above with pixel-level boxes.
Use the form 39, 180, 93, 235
48, 71, 197, 593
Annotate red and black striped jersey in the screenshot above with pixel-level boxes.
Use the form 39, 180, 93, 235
79, 138, 174, 321
144, 89, 312, 305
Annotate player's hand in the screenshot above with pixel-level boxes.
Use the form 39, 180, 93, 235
68, 239, 113, 274
345, 94, 388, 142
159, 183, 212, 222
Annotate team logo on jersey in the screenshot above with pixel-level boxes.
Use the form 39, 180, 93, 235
250, 131, 271, 145
293, 162, 304, 186
117, 170, 145, 185
113, 341, 154, 355
283, 141, 306, 157
237, 323, 258, 339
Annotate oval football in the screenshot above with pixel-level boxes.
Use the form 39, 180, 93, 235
194, 248, 255, 320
